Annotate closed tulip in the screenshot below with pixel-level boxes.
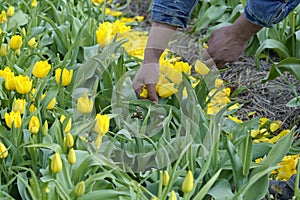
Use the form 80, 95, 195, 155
55, 68, 73, 86
5, 111, 22, 129
9, 35, 23, 50
65, 133, 74, 148
51, 152, 62, 173
0, 43, 6, 56
182, 170, 194, 193
0, 11, 6, 23
77, 93, 93, 113
32, 61, 51, 78
60, 115, 71, 133
13, 98, 26, 114
15, 75, 32, 94
0, 142, 8, 159
29, 116, 40, 134
75, 181, 85, 197
169, 190, 176, 200
163, 170, 170, 186
42, 120, 48, 136
4, 74, 15, 91
31, 0, 37, 8
93, 114, 110, 136
7, 6, 14, 17
68, 148, 76, 165
28, 38, 38, 48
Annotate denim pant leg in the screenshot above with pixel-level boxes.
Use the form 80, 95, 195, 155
245, 0, 300, 27
151, 0, 199, 28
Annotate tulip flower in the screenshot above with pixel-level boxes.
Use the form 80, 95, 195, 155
0, 43, 6, 56
5, 111, 22, 129
28, 38, 38, 48
7, 6, 14, 17
55, 68, 73, 86
163, 170, 170, 186
51, 152, 62, 173
0, 142, 8, 159
41, 93, 56, 110
0, 11, 6, 23
29, 116, 40, 134
65, 133, 74, 148
13, 98, 26, 114
4, 74, 15, 91
93, 114, 110, 136
9, 35, 23, 50
195, 59, 210, 75
96, 22, 113, 46
169, 190, 176, 200
31, 0, 37, 8
32, 60, 51, 78
15, 75, 32, 94
60, 115, 72, 133
77, 93, 93, 113
29, 104, 37, 113
68, 148, 76, 165
156, 82, 178, 98
182, 170, 194, 193
42, 120, 48, 136
75, 181, 85, 197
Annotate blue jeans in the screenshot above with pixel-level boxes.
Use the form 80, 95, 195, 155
152, 0, 300, 28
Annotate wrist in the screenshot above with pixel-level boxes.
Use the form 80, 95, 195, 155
231, 13, 262, 42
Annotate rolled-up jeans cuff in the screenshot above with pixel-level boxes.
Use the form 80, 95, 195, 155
244, 0, 300, 27
151, 0, 199, 28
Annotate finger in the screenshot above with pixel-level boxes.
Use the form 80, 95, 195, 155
134, 87, 143, 99
202, 48, 212, 61
145, 83, 158, 103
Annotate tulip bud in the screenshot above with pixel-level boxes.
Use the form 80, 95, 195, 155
0, 142, 8, 159
151, 197, 158, 200
9, 35, 23, 50
163, 170, 170, 186
75, 181, 85, 197
169, 190, 176, 200
65, 132, 74, 148
68, 148, 76, 165
32, 60, 51, 79
29, 116, 40, 134
182, 170, 194, 193
51, 152, 62, 173
60, 115, 71, 133
0, 43, 6, 57
7, 6, 14, 17
13, 98, 26, 114
77, 92, 93, 113
42, 120, 48, 136
31, 0, 37, 8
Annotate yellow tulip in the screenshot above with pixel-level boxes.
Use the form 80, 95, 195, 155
31, 0, 37, 8
140, 86, 148, 98
169, 190, 176, 200
7, 6, 14, 17
5, 111, 22, 129
270, 121, 281, 132
75, 181, 85, 197
96, 22, 113, 46
32, 60, 51, 78
195, 59, 210, 75
55, 68, 73, 86
41, 93, 56, 110
29, 104, 37, 113
182, 170, 194, 193
0, 67, 13, 77
4, 74, 15, 91
51, 152, 62, 173
68, 148, 76, 165
91, 0, 104, 6
105, 8, 123, 17
93, 114, 110, 136
42, 120, 48, 136
28, 38, 38, 48
163, 170, 170, 186
151, 196, 158, 200
112, 20, 131, 35
13, 98, 26, 114
0, 142, 8, 159
15, 75, 32, 94
156, 82, 178, 98
0, 43, 6, 56
77, 93, 93, 113
29, 116, 40, 134
65, 133, 74, 148
0, 11, 6, 23
9, 35, 23, 50
60, 115, 72, 133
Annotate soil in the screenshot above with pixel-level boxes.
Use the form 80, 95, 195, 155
123, 0, 300, 130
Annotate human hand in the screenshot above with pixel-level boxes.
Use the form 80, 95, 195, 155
202, 25, 247, 68
132, 63, 159, 103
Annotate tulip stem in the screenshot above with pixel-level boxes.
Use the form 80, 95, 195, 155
157, 171, 163, 199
